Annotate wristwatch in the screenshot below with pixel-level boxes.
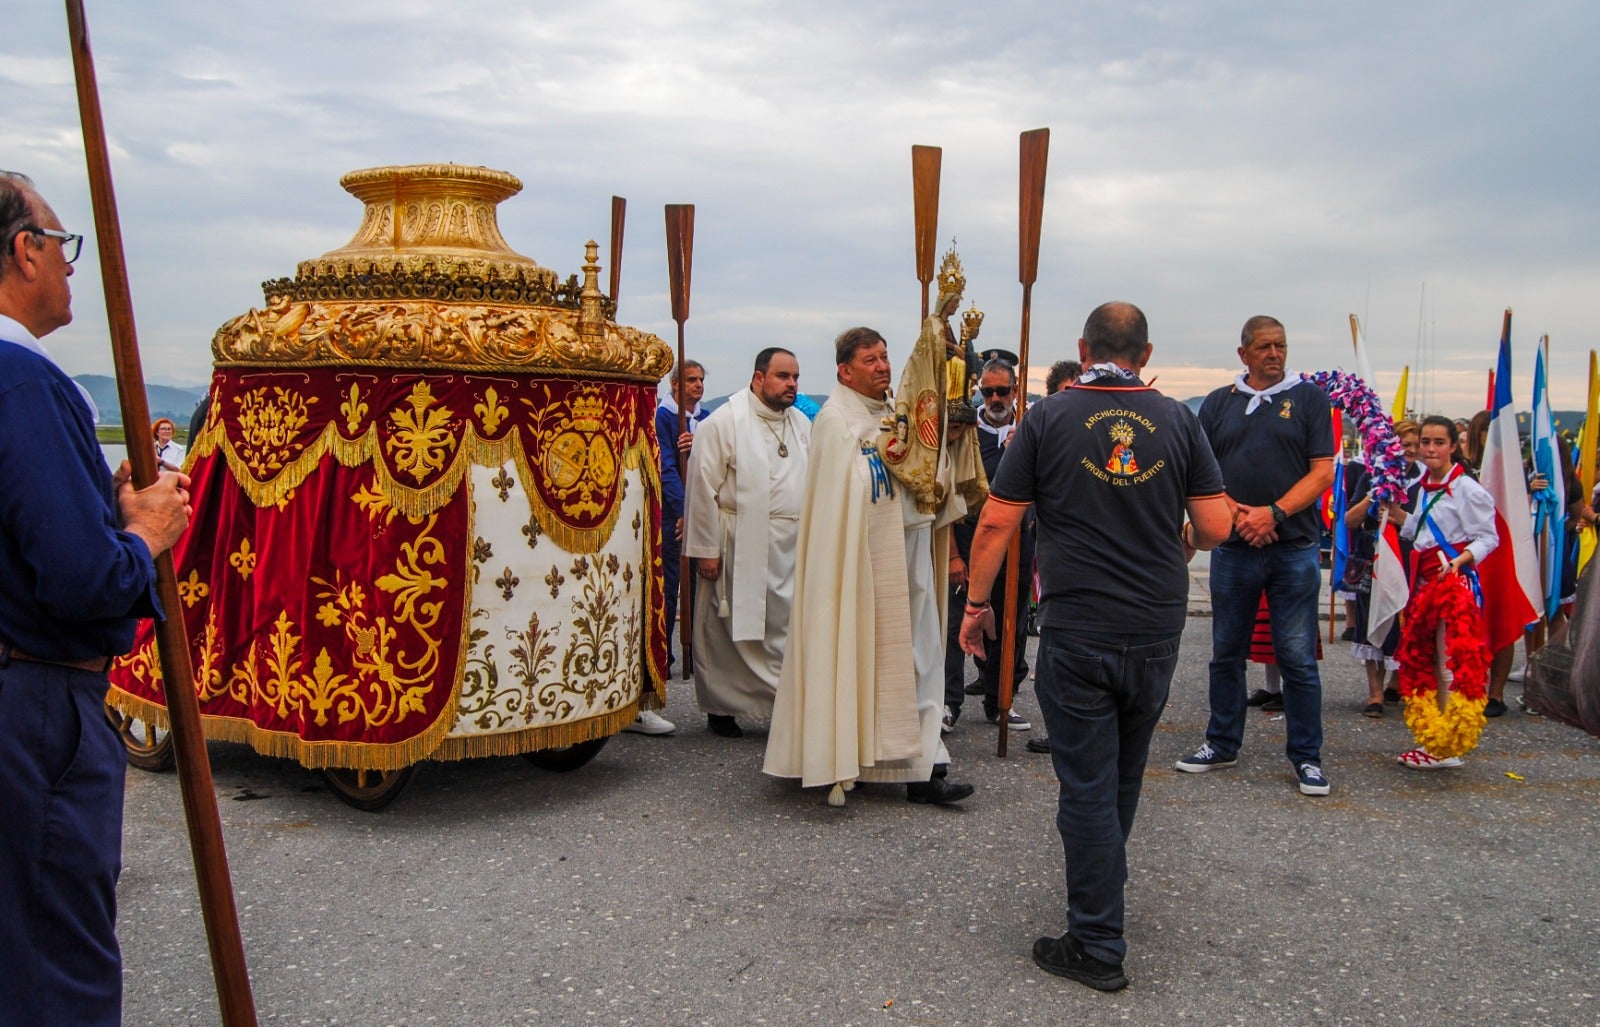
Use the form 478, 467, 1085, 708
1269, 502, 1287, 524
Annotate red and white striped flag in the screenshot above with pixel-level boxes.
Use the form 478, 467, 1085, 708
1367, 508, 1408, 645
1478, 315, 1541, 653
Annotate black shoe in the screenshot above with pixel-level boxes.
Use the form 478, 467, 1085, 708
1246, 688, 1274, 707
964, 680, 985, 696
1031, 934, 1128, 992
1484, 698, 1507, 718
1383, 687, 1402, 704
1341, 625, 1356, 642
906, 777, 973, 806
1025, 736, 1052, 754
706, 714, 743, 738
1260, 692, 1284, 712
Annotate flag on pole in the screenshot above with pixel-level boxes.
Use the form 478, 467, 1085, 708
1328, 408, 1349, 589
1580, 350, 1599, 575
1349, 315, 1381, 408
1478, 314, 1542, 652
1390, 365, 1409, 420
1367, 508, 1408, 646
1530, 343, 1565, 618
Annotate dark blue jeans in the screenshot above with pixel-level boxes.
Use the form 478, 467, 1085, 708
0, 662, 125, 1027
1206, 542, 1325, 766
1035, 628, 1180, 965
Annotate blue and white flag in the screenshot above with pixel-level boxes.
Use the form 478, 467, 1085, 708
1531, 344, 1565, 618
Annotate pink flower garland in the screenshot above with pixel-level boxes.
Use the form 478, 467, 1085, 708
1303, 370, 1407, 503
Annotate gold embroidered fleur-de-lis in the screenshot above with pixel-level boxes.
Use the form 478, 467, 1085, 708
341, 382, 368, 434
491, 466, 514, 501
522, 515, 541, 550
386, 380, 456, 482
495, 567, 519, 601
177, 568, 210, 607
229, 538, 257, 579
545, 565, 565, 599
476, 387, 509, 435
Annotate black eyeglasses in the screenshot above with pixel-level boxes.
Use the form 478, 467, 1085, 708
980, 386, 1013, 398
23, 226, 83, 264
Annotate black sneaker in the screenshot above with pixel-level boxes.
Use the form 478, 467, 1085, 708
1031, 934, 1128, 992
1340, 625, 1357, 642
963, 680, 985, 696
1261, 692, 1284, 712
1175, 743, 1237, 773
1383, 687, 1402, 704
1246, 688, 1274, 707
1295, 762, 1331, 796
1025, 736, 1052, 754
1484, 698, 1507, 718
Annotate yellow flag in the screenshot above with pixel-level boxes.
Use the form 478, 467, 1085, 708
1580, 351, 1599, 575
1390, 366, 1409, 420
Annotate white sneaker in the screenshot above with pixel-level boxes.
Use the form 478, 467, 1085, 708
1507, 665, 1527, 683
625, 710, 676, 735
1396, 748, 1461, 770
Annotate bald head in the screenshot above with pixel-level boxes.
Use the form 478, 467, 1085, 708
1081, 302, 1149, 364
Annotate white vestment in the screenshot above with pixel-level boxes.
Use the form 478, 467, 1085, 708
763, 383, 963, 788
684, 389, 811, 717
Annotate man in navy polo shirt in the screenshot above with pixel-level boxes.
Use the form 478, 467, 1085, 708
961, 302, 1229, 991
1176, 315, 1336, 796
0, 171, 191, 1026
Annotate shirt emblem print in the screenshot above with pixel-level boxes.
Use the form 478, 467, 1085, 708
1105, 420, 1140, 475
1279, 399, 1293, 419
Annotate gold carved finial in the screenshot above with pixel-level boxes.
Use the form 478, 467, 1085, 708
935, 241, 965, 303
960, 304, 985, 343
579, 240, 604, 341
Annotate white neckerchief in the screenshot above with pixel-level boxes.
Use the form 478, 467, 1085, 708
1077, 361, 1141, 385
1234, 370, 1301, 415
0, 313, 99, 422
659, 394, 703, 432
977, 411, 1015, 448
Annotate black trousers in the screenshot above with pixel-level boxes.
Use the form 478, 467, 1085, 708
0, 660, 125, 1027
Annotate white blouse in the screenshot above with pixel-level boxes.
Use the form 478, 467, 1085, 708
1400, 472, 1499, 566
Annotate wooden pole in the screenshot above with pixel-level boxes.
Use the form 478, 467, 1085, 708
608, 196, 626, 316
62, 3, 258, 1023
912, 145, 941, 322
665, 204, 695, 677
998, 127, 1049, 758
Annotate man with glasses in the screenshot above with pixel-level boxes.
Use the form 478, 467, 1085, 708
0, 171, 191, 1026
944, 357, 1036, 740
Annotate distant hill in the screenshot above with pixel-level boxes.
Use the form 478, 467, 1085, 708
74, 374, 207, 426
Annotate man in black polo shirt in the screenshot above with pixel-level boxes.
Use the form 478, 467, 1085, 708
1175, 315, 1336, 796
961, 302, 1229, 992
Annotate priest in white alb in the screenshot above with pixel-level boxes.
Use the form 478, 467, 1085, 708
763, 285, 986, 807
684, 348, 811, 737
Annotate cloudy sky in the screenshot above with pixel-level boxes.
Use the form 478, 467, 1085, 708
7, 1, 1598, 412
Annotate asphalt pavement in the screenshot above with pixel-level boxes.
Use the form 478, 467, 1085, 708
118, 587, 1600, 1026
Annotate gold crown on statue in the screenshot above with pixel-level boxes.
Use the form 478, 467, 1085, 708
1110, 420, 1136, 446
569, 392, 607, 432
936, 243, 966, 299
960, 304, 985, 342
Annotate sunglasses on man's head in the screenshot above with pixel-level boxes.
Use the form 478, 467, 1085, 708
980, 386, 1013, 398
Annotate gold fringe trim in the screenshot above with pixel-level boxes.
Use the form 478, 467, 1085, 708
195, 416, 657, 555
430, 701, 639, 762
105, 688, 643, 769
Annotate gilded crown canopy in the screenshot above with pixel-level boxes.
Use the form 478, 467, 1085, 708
213, 163, 672, 381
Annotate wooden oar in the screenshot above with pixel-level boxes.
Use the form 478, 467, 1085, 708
912, 145, 941, 321
997, 127, 1049, 758
665, 204, 695, 677
63, 3, 258, 1023
609, 196, 626, 316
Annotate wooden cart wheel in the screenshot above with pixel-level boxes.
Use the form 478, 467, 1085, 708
105, 704, 175, 772
321, 766, 416, 811
522, 736, 608, 773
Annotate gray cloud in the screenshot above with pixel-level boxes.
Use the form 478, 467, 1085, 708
7, 0, 1597, 411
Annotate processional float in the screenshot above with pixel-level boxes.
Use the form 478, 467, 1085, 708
108, 164, 674, 809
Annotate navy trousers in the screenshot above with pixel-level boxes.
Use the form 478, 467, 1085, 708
0, 660, 125, 1027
